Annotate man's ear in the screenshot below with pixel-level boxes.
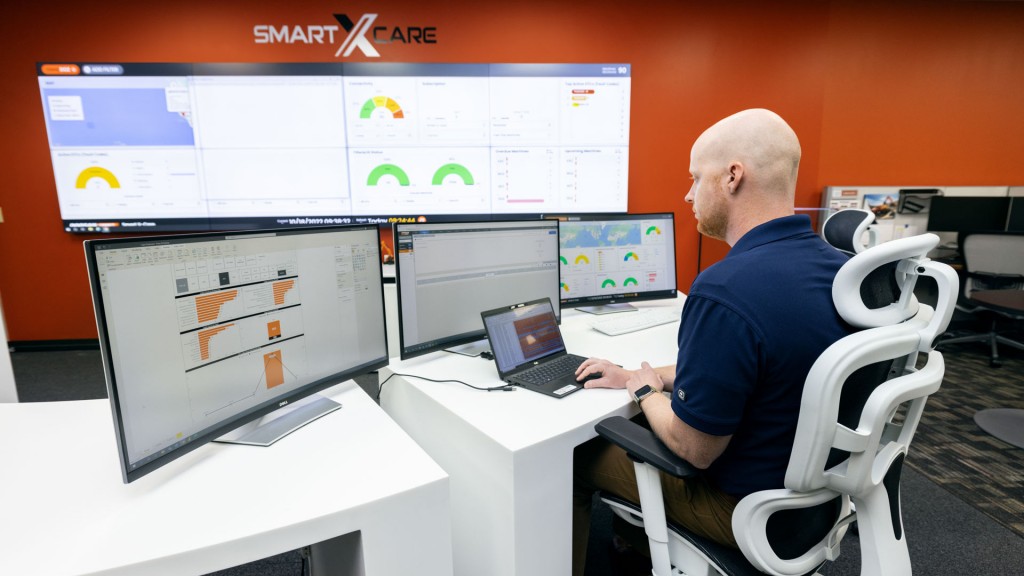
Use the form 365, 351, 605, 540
727, 162, 744, 193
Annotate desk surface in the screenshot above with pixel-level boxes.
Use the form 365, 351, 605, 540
970, 289, 1024, 315
383, 298, 683, 450
380, 296, 684, 576
0, 380, 452, 576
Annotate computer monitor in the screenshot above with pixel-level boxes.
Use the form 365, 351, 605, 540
85, 225, 388, 483
1007, 197, 1024, 232
557, 212, 677, 313
926, 196, 1010, 233
394, 219, 561, 359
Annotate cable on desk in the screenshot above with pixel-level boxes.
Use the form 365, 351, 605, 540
376, 371, 515, 401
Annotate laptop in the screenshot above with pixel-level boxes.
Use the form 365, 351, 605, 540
480, 297, 588, 398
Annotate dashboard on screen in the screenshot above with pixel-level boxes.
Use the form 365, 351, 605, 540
556, 212, 677, 313
394, 219, 561, 359
38, 62, 631, 233
85, 225, 388, 483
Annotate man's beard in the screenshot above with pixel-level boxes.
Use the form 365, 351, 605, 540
696, 182, 728, 241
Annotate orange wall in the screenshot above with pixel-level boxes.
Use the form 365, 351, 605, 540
1, 0, 1022, 342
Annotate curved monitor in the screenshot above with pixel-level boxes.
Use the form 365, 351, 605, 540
557, 212, 677, 313
394, 219, 561, 359
85, 225, 388, 483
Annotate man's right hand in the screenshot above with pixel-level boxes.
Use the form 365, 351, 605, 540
575, 358, 633, 389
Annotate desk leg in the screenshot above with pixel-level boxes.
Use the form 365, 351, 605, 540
310, 532, 363, 576
309, 476, 453, 576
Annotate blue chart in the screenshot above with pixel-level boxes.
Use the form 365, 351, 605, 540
43, 88, 195, 147
559, 222, 641, 249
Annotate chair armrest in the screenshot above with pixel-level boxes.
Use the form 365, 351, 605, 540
595, 416, 698, 478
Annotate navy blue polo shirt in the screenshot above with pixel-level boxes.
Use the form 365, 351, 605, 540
671, 215, 852, 497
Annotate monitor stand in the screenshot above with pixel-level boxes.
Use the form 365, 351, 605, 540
214, 394, 342, 447
445, 338, 492, 357
577, 303, 637, 315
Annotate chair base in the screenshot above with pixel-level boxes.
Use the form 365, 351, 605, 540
975, 408, 1024, 449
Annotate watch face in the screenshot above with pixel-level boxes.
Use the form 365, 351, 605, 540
634, 384, 653, 403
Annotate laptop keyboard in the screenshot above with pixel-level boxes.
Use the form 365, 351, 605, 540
516, 354, 587, 385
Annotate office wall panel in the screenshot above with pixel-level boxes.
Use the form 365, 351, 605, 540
0, 0, 1021, 341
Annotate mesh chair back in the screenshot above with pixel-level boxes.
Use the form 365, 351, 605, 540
958, 232, 1024, 296
822, 209, 875, 255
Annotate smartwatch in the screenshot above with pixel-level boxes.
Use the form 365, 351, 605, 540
632, 384, 657, 407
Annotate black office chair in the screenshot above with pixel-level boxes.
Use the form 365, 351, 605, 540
595, 233, 959, 576
937, 230, 1024, 367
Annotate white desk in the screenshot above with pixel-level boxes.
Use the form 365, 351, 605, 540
0, 380, 453, 576
379, 297, 684, 576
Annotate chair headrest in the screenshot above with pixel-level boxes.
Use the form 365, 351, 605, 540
832, 234, 938, 328
823, 209, 875, 254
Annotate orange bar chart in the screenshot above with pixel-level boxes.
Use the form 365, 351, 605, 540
272, 280, 295, 305
197, 324, 233, 361
267, 320, 281, 340
264, 350, 285, 389
195, 290, 238, 323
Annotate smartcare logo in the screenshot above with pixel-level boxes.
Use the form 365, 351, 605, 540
253, 13, 437, 58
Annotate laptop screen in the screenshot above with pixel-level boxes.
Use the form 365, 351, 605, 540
483, 299, 566, 374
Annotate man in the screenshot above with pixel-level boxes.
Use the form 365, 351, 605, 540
571, 108, 853, 575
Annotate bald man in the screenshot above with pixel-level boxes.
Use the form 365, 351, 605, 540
571, 109, 854, 575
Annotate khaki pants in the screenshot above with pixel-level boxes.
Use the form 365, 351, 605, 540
572, 431, 739, 576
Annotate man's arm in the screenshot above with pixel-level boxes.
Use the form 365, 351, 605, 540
627, 362, 731, 470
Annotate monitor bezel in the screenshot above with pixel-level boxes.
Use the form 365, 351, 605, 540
393, 218, 562, 361
84, 224, 389, 483
553, 212, 678, 310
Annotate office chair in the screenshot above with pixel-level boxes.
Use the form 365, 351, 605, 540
821, 209, 876, 255
937, 231, 1024, 367
595, 232, 959, 576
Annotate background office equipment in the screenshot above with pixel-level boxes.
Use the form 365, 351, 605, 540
37, 62, 631, 233
938, 231, 1024, 368
819, 186, 1024, 249
926, 196, 1012, 234
394, 219, 561, 359
85, 224, 388, 483
557, 212, 677, 314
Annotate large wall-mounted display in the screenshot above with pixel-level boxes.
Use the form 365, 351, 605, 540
37, 62, 631, 233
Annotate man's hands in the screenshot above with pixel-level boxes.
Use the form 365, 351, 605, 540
576, 358, 668, 393
574, 357, 632, 389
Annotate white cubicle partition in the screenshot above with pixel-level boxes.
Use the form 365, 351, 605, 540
0, 380, 453, 576
379, 297, 683, 576
0, 293, 17, 403
820, 185, 1011, 244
